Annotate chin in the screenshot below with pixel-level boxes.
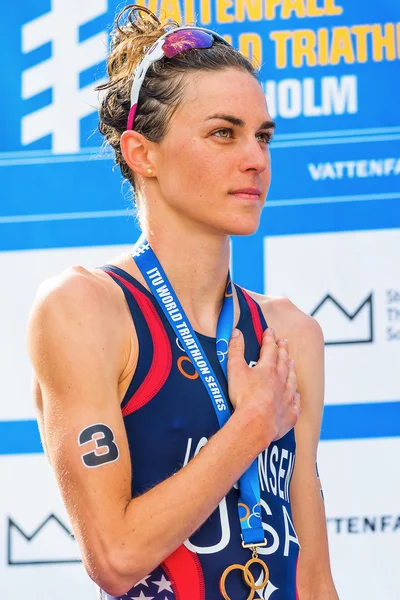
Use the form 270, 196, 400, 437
221, 214, 261, 236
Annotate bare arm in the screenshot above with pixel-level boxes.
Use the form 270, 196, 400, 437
290, 314, 339, 599
261, 297, 339, 599
28, 269, 299, 596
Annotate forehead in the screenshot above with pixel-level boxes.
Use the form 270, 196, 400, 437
173, 68, 270, 125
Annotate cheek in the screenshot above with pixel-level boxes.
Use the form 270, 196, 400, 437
167, 139, 217, 190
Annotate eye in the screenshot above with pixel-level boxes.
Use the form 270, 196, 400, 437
257, 132, 273, 144
213, 128, 233, 139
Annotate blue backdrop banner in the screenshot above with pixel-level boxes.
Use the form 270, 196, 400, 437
1, 2, 399, 599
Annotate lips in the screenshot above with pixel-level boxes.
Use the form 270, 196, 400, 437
229, 187, 261, 199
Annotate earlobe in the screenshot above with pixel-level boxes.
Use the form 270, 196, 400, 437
120, 130, 153, 177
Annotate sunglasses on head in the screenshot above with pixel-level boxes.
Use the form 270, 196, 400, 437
127, 26, 231, 130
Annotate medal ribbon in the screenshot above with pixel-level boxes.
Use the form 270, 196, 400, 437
133, 236, 264, 546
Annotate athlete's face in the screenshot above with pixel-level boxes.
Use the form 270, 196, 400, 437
151, 68, 274, 236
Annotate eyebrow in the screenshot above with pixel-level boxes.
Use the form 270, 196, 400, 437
205, 114, 276, 130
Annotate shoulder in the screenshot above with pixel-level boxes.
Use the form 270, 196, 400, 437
29, 265, 121, 328
245, 290, 324, 350
27, 265, 131, 374
35, 264, 119, 301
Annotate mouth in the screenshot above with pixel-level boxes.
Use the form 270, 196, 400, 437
229, 188, 262, 200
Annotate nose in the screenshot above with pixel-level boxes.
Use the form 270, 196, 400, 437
239, 137, 270, 174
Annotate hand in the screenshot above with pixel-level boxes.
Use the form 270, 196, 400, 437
227, 328, 300, 449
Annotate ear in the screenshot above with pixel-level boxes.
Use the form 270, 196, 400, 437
120, 130, 155, 177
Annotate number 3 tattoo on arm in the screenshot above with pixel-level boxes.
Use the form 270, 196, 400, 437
78, 423, 119, 468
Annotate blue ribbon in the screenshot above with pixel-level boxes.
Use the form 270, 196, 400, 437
133, 236, 264, 546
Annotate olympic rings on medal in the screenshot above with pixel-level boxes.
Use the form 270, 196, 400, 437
219, 557, 270, 600
244, 558, 269, 590
219, 564, 255, 600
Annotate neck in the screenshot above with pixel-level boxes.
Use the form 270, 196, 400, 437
141, 212, 231, 336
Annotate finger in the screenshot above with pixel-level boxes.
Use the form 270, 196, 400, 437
276, 339, 289, 385
285, 361, 297, 396
227, 328, 246, 370
292, 392, 301, 416
258, 328, 278, 366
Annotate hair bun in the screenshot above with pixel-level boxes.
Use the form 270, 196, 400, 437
106, 4, 178, 83
115, 4, 162, 39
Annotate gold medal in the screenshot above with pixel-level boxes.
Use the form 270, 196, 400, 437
219, 542, 269, 600
220, 564, 255, 600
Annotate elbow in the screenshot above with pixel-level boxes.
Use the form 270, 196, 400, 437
98, 580, 135, 598
94, 575, 133, 598
83, 546, 147, 597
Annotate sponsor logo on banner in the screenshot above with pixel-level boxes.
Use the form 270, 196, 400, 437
327, 514, 400, 535
386, 289, 400, 342
310, 292, 373, 345
308, 157, 400, 181
264, 229, 400, 405
319, 439, 400, 599
7, 514, 81, 565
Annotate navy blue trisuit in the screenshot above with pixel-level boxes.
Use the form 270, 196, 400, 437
99, 263, 300, 600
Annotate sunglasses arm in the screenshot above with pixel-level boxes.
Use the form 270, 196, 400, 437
130, 42, 166, 107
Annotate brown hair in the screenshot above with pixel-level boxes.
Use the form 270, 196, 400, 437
96, 4, 258, 192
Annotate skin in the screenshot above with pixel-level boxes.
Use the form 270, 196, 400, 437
28, 68, 338, 598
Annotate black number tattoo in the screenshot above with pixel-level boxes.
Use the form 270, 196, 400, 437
78, 424, 119, 468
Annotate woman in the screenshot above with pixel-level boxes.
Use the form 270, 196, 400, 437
27, 5, 338, 599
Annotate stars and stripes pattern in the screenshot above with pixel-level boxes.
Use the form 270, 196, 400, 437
117, 566, 175, 600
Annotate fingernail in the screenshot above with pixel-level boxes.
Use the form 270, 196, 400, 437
231, 329, 240, 338
268, 328, 275, 335
290, 360, 295, 367
283, 338, 288, 345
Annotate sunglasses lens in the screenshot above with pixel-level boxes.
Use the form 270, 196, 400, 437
162, 30, 214, 58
